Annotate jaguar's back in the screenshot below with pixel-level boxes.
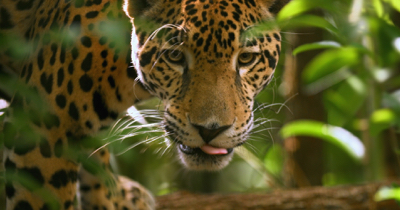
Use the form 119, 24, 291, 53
0, 0, 289, 209
1, 0, 153, 209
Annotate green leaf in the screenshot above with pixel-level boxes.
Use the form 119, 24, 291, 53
276, 0, 335, 21
373, 0, 384, 17
371, 109, 396, 125
293, 41, 341, 55
277, 0, 320, 21
387, 0, 400, 12
302, 47, 359, 85
264, 145, 284, 176
370, 109, 396, 136
324, 76, 367, 126
280, 15, 338, 35
280, 120, 365, 160
375, 186, 400, 202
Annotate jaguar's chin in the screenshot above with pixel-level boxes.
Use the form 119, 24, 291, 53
176, 143, 235, 171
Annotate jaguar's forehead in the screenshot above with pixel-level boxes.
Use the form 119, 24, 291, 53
180, 0, 272, 33
182, 0, 266, 24
142, 0, 272, 31
141, 0, 275, 58
181, 1, 267, 51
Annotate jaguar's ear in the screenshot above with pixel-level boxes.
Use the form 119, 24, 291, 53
267, 0, 291, 16
123, 0, 157, 19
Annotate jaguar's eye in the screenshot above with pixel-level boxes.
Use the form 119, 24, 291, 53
164, 49, 185, 65
238, 53, 257, 66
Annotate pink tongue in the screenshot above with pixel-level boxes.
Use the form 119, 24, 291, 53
200, 145, 228, 155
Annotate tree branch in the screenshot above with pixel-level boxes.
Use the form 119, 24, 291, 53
156, 181, 400, 210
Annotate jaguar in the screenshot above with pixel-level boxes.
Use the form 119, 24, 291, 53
0, 0, 289, 209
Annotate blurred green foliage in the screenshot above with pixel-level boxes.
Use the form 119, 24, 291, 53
276, 0, 400, 202
0, 0, 400, 206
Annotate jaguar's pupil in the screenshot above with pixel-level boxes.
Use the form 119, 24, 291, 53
240, 53, 252, 63
170, 51, 181, 59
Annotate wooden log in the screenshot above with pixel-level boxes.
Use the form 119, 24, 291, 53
156, 181, 400, 210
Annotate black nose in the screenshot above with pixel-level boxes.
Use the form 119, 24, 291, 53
192, 123, 232, 143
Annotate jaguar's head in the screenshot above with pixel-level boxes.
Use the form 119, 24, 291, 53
124, 0, 288, 170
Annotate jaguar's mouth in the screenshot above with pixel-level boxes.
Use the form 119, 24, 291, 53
166, 126, 238, 170
177, 143, 236, 170
179, 144, 234, 156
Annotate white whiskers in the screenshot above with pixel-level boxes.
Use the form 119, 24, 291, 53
90, 109, 167, 157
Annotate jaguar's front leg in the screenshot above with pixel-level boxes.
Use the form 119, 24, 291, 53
3, 120, 79, 210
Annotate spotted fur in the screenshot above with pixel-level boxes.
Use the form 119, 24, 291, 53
0, 0, 288, 209
124, 0, 286, 170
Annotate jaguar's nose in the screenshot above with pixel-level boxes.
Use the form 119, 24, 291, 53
192, 123, 232, 143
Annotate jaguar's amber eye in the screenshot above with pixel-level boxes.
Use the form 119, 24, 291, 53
164, 50, 185, 64
238, 53, 256, 66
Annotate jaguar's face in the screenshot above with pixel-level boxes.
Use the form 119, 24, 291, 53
125, 0, 281, 170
